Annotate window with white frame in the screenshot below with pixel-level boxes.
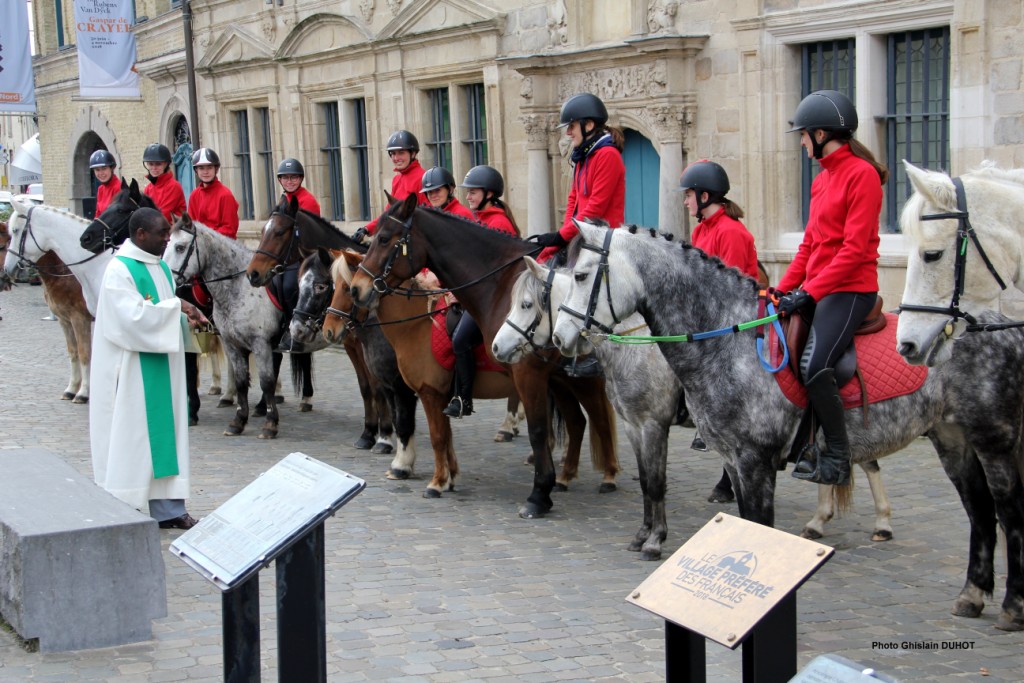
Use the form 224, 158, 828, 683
233, 109, 255, 220
320, 102, 344, 221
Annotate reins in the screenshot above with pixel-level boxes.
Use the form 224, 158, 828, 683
898, 176, 1024, 334
502, 263, 559, 355
11, 206, 105, 270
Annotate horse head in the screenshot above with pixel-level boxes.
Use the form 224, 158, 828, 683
165, 212, 201, 285
248, 193, 299, 287
80, 178, 153, 254
349, 193, 420, 310
323, 250, 366, 344
292, 249, 336, 343
897, 161, 1024, 366
492, 256, 562, 364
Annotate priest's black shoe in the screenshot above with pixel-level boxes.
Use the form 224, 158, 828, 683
159, 513, 200, 530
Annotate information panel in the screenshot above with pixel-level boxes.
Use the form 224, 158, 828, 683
169, 453, 365, 591
626, 513, 833, 649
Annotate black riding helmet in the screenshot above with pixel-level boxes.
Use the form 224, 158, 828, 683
420, 166, 456, 194
557, 93, 608, 131
788, 89, 858, 159
142, 143, 172, 164
89, 149, 117, 169
679, 160, 730, 220
386, 130, 420, 153
277, 158, 305, 177
191, 147, 221, 168
460, 165, 504, 198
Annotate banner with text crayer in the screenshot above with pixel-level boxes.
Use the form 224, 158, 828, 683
0, 0, 37, 113
74, 0, 140, 98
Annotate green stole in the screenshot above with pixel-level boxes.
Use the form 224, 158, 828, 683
115, 256, 180, 479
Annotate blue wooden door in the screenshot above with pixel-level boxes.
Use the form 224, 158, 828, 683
622, 129, 660, 228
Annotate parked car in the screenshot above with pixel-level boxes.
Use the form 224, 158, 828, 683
0, 191, 13, 221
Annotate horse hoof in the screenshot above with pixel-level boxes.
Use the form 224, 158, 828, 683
800, 527, 824, 540
371, 443, 394, 455
353, 434, 376, 450
217, 399, 235, 408
258, 429, 278, 439
707, 487, 735, 503
208, 387, 222, 396
423, 488, 442, 499
61, 392, 75, 401
299, 403, 312, 413
871, 529, 894, 542
493, 430, 515, 443
387, 468, 411, 480
598, 483, 617, 494
553, 482, 569, 493
72, 396, 89, 405
518, 503, 550, 519
994, 611, 1024, 631
951, 599, 984, 618
640, 549, 663, 562
224, 427, 244, 436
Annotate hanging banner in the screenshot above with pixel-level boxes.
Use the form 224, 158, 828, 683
74, 0, 140, 98
0, 0, 37, 113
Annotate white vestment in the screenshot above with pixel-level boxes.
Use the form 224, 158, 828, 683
90, 240, 191, 510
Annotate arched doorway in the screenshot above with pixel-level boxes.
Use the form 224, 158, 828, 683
171, 115, 194, 199
73, 132, 106, 218
622, 129, 660, 228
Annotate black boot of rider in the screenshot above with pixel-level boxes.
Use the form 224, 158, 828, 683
561, 354, 604, 378
443, 350, 476, 418
792, 368, 852, 485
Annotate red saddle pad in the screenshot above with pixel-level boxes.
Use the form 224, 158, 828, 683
771, 312, 928, 409
430, 303, 506, 374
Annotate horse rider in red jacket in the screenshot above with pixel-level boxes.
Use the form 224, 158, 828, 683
91, 150, 121, 216
187, 148, 239, 240
276, 158, 321, 215
776, 90, 888, 486
142, 143, 187, 223
355, 130, 430, 242
272, 158, 321, 353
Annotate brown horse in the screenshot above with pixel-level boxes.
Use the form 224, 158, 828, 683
0, 220, 93, 403
348, 195, 620, 518
327, 250, 617, 497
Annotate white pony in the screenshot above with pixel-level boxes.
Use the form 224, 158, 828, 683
897, 161, 1024, 366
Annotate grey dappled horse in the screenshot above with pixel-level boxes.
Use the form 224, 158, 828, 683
552, 221, 1024, 631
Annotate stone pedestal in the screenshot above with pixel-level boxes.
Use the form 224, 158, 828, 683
0, 449, 167, 652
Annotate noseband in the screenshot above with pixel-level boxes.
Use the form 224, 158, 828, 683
898, 177, 1008, 334
557, 228, 622, 336
503, 263, 558, 353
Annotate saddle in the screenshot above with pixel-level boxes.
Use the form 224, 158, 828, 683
429, 301, 505, 373
267, 264, 300, 343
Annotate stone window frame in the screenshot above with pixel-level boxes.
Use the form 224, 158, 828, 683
414, 74, 490, 182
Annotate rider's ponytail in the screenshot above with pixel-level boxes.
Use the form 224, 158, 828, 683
840, 136, 889, 185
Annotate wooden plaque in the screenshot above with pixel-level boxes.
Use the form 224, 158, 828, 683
626, 513, 834, 649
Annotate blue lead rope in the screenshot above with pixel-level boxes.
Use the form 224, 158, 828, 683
756, 302, 788, 373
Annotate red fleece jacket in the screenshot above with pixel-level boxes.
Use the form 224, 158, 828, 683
144, 172, 187, 223
95, 176, 122, 216
365, 160, 430, 234
284, 186, 321, 216
474, 205, 518, 236
188, 179, 240, 239
691, 207, 759, 280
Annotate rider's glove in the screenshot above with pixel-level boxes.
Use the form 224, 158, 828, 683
351, 227, 369, 244
777, 289, 814, 317
527, 231, 568, 249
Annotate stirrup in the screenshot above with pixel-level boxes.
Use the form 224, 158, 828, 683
443, 396, 472, 418
792, 446, 850, 485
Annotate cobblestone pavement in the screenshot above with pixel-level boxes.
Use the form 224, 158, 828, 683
1, 282, 1021, 682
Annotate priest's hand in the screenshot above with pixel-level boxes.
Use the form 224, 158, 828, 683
182, 300, 210, 328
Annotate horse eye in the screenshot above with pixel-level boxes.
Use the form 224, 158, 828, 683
923, 250, 943, 263
176, 244, 185, 253
574, 272, 587, 283
315, 284, 328, 294
521, 300, 532, 310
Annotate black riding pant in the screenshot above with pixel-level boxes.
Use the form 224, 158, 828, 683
452, 314, 482, 355
799, 291, 878, 382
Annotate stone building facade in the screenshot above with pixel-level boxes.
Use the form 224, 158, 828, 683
28, 0, 1024, 307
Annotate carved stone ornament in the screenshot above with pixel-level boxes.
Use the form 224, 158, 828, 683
260, 15, 276, 42
547, 0, 568, 49
647, 0, 679, 34
643, 105, 688, 142
386, 0, 402, 17
359, 0, 375, 23
520, 76, 533, 101
520, 114, 557, 148
557, 62, 668, 101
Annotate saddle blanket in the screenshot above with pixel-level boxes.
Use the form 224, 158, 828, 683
770, 312, 928, 409
430, 304, 506, 374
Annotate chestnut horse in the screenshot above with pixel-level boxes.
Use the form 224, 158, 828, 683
348, 195, 619, 518
328, 250, 617, 497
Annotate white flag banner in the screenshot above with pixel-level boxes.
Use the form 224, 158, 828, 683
0, 0, 37, 113
74, 0, 140, 98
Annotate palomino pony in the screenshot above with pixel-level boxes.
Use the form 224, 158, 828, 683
552, 221, 1024, 630
164, 214, 321, 438
347, 194, 620, 517
491, 259, 895, 560
329, 250, 615, 497
292, 249, 404, 454
2, 203, 107, 403
897, 161, 1024, 366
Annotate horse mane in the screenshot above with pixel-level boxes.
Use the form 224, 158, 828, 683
414, 204, 530, 245
968, 160, 1024, 188
296, 209, 368, 253
20, 204, 90, 225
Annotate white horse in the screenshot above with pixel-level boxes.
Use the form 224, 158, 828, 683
897, 161, 1024, 366
492, 258, 893, 558
3, 201, 109, 403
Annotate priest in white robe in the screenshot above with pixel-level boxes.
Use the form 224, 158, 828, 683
90, 207, 208, 529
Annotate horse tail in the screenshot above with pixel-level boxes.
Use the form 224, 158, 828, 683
587, 389, 619, 476
549, 389, 564, 452
290, 352, 314, 398
832, 469, 855, 514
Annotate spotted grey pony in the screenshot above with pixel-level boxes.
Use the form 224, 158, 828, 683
552, 220, 1024, 631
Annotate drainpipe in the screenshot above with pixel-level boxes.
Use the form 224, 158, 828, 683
182, 0, 200, 146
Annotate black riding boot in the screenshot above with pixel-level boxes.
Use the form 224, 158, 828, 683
561, 354, 604, 378
443, 349, 476, 418
793, 368, 852, 485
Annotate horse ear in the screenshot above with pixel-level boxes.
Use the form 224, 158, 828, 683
401, 192, 418, 214
903, 160, 956, 209
288, 194, 299, 215
523, 255, 546, 280
129, 178, 140, 197
317, 247, 333, 269
121, 177, 129, 190
384, 191, 397, 204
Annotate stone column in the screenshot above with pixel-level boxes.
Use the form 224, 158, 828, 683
522, 114, 555, 236
649, 104, 691, 239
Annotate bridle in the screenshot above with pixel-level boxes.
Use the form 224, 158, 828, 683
88, 193, 140, 252
502, 263, 558, 354
171, 224, 245, 287
293, 278, 333, 335
557, 228, 622, 335
254, 211, 302, 275
11, 206, 103, 271
898, 176, 1016, 334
